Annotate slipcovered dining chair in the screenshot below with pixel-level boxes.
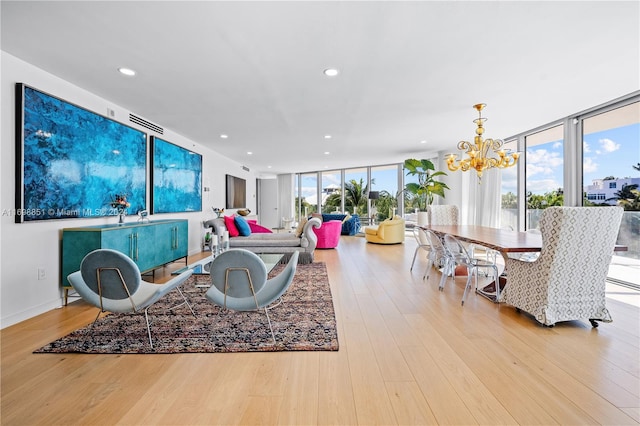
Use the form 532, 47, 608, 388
500, 206, 624, 327
429, 205, 459, 225
206, 249, 299, 344
67, 249, 195, 349
443, 234, 499, 305
410, 226, 431, 271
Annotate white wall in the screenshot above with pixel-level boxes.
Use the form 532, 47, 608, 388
0, 52, 259, 328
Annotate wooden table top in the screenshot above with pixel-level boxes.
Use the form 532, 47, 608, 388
425, 225, 627, 254
425, 225, 542, 253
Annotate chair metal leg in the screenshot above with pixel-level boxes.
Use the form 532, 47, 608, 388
82, 309, 104, 349
461, 270, 475, 305
144, 308, 154, 349
423, 257, 434, 280
169, 287, 196, 317
410, 247, 419, 271
264, 306, 277, 345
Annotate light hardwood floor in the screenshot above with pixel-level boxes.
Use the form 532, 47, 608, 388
2, 235, 639, 425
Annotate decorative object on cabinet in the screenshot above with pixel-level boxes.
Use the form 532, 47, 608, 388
110, 193, 130, 224
15, 83, 147, 223
236, 208, 251, 216
61, 219, 188, 305
151, 136, 202, 214
212, 207, 225, 218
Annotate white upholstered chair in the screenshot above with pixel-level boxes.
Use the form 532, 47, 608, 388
429, 205, 459, 225
500, 206, 624, 327
67, 249, 194, 348
206, 249, 299, 344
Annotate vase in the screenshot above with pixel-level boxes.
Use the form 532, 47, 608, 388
417, 211, 429, 227
118, 212, 126, 224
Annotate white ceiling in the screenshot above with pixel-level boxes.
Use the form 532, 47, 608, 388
2, 1, 638, 175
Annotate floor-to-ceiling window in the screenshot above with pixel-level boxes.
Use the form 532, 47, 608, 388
321, 170, 342, 213
500, 139, 519, 230
524, 124, 564, 229
298, 173, 318, 217
370, 164, 400, 222
582, 100, 640, 289
343, 167, 368, 218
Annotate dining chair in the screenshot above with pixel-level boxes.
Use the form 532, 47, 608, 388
500, 206, 623, 327
429, 205, 459, 225
206, 249, 299, 344
410, 226, 431, 271
67, 249, 195, 349
422, 229, 450, 290
443, 234, 499, 305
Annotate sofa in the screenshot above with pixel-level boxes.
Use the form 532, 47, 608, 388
204, 216, 322, 264
320, 213, 361, 235
312, 220, 342, 249
364, 216, 406, 244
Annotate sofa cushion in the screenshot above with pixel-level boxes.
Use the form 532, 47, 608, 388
234, 216, 251, 236
295, 217, 308, 237
247, 220, 273, 234
321, 213, 346, 222
224, 215, 240, 237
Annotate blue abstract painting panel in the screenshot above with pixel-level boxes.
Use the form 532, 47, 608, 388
18, 85, 147, 221
152, 137, 202, 213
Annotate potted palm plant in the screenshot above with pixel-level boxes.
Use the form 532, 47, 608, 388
404, 158, 450, 225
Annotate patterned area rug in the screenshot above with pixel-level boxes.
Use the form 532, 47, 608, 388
35, 262, 338, 354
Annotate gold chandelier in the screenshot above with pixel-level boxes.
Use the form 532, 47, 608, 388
446, 103, 519, 182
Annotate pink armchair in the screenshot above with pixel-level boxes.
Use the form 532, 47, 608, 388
312, 220, 342, 249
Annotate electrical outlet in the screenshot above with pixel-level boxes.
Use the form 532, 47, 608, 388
37, 268, 46, 280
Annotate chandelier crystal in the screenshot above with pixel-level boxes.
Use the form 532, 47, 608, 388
446, 103, 519, 182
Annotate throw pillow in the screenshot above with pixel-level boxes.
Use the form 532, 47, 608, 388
295, 217, 308, 237
224, 215, 240, 237
234, 216, 252, 236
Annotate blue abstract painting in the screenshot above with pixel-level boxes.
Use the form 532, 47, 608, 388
151, 137, 202, 213
17, 85, 147, 222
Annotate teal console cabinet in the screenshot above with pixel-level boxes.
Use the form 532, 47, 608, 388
61, 220, 188, 304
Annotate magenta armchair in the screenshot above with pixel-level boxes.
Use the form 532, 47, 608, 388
312, 220, 342, 249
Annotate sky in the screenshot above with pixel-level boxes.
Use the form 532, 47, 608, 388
522, 123, 640, 196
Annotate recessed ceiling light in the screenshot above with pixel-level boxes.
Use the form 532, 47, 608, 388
324, 135, 332, 139
324, 151, 330, 155
323, 68, 339, 77
247, 151, 253, 155
420, 140, 427, 144
118, 67, 136, 76
220, 134, 228, 139
267, 165, 272, 169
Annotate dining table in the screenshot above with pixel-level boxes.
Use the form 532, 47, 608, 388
423, 225, 627, 302
424, 225, 542, 302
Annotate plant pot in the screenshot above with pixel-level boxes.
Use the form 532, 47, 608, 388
417, 211, 429, 226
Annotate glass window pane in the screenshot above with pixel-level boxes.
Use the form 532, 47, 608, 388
582, 101, 640, 289
371, 164, 399, 221
525, 124, 564, 229
321, 170, 342, 213
344, 167, 368, 217
299, 172, 318, 217
500, 140, 518, 230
